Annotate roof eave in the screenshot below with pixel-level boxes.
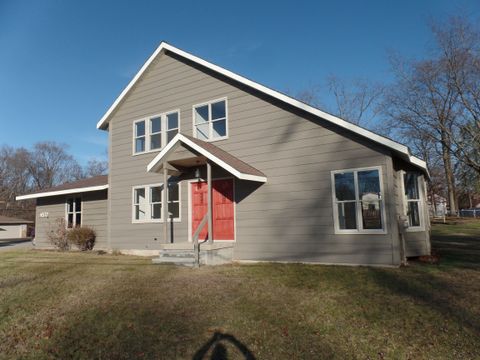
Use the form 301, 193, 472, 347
16, 184, 109, 201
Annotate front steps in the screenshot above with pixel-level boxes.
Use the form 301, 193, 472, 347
152, 242, 234, 266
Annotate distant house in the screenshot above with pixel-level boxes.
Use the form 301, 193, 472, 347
16, 42, 431, 266
0, 215, 32, 239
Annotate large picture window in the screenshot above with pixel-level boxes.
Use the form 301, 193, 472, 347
132, 182, 180, 222
331, 167, 386, 234
66, 197, 81, 228
193, 98, 228, 141
133, 111, 180, 154
403, 172, 424, 230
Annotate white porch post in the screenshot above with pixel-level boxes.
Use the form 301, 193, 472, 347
163, 162, 169, 243
207, 161, 213, 244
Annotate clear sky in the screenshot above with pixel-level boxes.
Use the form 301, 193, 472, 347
0, 0, 479, 164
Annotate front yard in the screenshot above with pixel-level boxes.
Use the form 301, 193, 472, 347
1, 221, 479, 359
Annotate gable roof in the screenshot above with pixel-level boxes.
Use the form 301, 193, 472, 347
16, 175, 108, 201
97, 42, 427, 173
147, 133, 267, 183
0, 215, 33, 224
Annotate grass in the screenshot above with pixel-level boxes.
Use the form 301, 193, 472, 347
0, 221, 479, 359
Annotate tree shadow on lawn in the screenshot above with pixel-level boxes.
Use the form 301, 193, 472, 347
367, 267, 480, 337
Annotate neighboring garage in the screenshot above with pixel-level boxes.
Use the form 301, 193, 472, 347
0, 215, 33, 239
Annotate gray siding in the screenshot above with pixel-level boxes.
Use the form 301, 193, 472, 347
35, 190, 108, 249
106, 52, 407, 265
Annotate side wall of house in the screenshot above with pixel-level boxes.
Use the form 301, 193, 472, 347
106, 51, 403, 265
35, 190, 108, 249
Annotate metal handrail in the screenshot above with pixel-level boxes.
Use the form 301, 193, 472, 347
192, 214, 208, 267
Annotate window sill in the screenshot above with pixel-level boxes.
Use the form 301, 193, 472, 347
334, 230, 387, 235
406, 227, 425, 233
132, 148, 163, 157
194, 135, 229, 143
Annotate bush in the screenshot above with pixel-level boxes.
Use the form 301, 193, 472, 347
67, 226, 96, 251
46, 218, 70, 251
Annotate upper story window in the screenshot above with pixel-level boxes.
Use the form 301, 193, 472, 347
193, 98, 228, 141
331, 167, 386, 234
66, 197, 81, 228
403, 172, 424, 230
132, 181, 180, 223
133, 111, 180, 154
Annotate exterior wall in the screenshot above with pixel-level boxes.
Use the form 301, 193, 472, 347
106, 51, 405, 265
34, 190, 108, 249
393, 159, 431, 257
0, 224, 26, 239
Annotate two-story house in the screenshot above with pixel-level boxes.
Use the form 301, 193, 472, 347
17, 42, 431, 266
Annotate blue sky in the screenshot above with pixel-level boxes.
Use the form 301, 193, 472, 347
0, 0, 479, 164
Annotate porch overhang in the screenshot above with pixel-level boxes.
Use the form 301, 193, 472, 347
147, 133, 267, 183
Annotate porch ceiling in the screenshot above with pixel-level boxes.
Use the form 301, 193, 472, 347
147, 133, 267, 182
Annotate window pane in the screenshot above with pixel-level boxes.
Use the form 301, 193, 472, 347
150, 117, 161, 133
75, 213, 81, 227
211, 100, 226, 120
67, 198, 73, 213
334, 172, 355, 201
167, 129, 178, 143
212, 119, 226, 138
67, 214, 74, 228
361, 200, 382, 229
151, 204, 161, 219
136, 121, 145, 137
195, 123, 209, 140
151, 186, 162, 203
194, 105, 209, 124
358, 170, 380, 196
135, 205, 146, 220
337, 202, 357, 229
168, 182, 179, 201
408, 202, 420, 227
168, 202, 180, 219
167, 112, 178, 129
404, 173, 419, 200
150, 133, 161, 150
75, 198, 81, 212
135, 188, 146, 204
135, 137, 145, 153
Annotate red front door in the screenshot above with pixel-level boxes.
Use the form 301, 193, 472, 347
191, 179, 235, 241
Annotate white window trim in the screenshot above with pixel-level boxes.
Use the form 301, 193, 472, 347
400, 170, 426, 232
331, 166, 388, 235
192, 97, 229, 142
65, 197, 82, 228
132, 110, 181, 156
131, 182, 181, 223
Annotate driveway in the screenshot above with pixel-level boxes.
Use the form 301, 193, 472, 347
0, 238, 33, 251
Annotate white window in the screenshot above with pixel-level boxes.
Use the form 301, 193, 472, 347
403, 172, 424, 231
132, 182, 180, 222
66, 197, 81, 228
133, 111, 180, 154
193, 98, 228, 141
331, 167, 386, 234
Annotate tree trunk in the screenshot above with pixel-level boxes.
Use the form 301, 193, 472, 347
441, 134, 457, 214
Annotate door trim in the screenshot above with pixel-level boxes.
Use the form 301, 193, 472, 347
187, 177, 236, 242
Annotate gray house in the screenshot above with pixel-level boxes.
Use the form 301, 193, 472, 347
17, 42, 430, 266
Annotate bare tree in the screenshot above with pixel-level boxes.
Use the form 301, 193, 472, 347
431, 16, 480, 173
0, 146, 31, 205
327, 76, 384, 127
27, 141, 83, 190
84, 158, 108, 177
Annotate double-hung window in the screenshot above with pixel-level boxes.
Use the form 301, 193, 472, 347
331, 167, 386, 234
66, 197, 81, 228
193, 98, 228, 141
133, 111, 180, 154
132, 182, 180, 222
403, 172, 424, 230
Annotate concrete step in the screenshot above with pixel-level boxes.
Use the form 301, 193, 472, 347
159, 250, 195, 258
152, 256, 196, 266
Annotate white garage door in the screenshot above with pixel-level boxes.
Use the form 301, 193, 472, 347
0, 225, 25, 239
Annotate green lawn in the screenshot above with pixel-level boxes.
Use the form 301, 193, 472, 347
1, 221, 480, 359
